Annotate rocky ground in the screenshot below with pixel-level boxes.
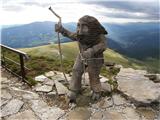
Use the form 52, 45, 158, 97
1, 66, 160, 120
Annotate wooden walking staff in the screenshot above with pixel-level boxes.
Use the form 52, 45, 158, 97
49, 6, 68, 82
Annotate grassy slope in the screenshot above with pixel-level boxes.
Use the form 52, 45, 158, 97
21, 42, 147, 76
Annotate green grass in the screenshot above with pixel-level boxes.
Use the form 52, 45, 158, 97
2, 42, 159, 85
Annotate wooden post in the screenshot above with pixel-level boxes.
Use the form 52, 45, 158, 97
1, 48, 6, 66
19, 54, 25, 81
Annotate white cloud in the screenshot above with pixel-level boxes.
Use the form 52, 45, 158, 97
1, 0, 159, 25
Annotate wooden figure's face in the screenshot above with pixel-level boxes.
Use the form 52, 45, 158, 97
77, 21, 89, 36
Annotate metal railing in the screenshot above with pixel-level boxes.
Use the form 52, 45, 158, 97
1, 44, 29, 82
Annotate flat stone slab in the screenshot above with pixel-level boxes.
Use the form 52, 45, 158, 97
30, 100, 65, 120
35, 75, 49, 82
67, 107, 91, 120
116, 68, 160, 104
10, 87, 39, 97
6, 110, 38, 120
51, 74, 66, 81
1, 99, 24, 117
35, 85, 52, 92
55, 81, 69, 95
44, 79, 55, 86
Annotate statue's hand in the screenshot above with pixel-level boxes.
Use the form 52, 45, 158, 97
55, 23, 63, 32
83, 48, 93, 59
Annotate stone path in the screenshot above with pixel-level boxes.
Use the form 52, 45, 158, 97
1, 67, 160, 120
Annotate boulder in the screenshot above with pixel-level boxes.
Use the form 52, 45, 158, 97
116, 68, 160, 104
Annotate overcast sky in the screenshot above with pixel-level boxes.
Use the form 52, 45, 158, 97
1, 0, 159, 25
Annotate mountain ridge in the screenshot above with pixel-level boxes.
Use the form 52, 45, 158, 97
2, 21, 159, 60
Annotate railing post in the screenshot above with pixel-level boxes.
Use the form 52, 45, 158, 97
1, 48, 6, 66
19, 54, 25, 81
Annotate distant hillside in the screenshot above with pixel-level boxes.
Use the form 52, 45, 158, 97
104, 22, 160, 59
2, 21, 159, 60
1, 21, 74, 48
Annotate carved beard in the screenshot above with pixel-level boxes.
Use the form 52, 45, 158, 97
77, 33, 100, 46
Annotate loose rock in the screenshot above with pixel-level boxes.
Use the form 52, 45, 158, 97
45, 71, 56, 77
35, 85, 52, 92
35, 75, 49, 82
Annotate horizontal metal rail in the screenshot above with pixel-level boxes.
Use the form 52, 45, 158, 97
4, 57, 30, 70
1, 44, 28, 57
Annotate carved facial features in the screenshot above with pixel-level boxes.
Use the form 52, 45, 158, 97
77, 21, 89, 36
